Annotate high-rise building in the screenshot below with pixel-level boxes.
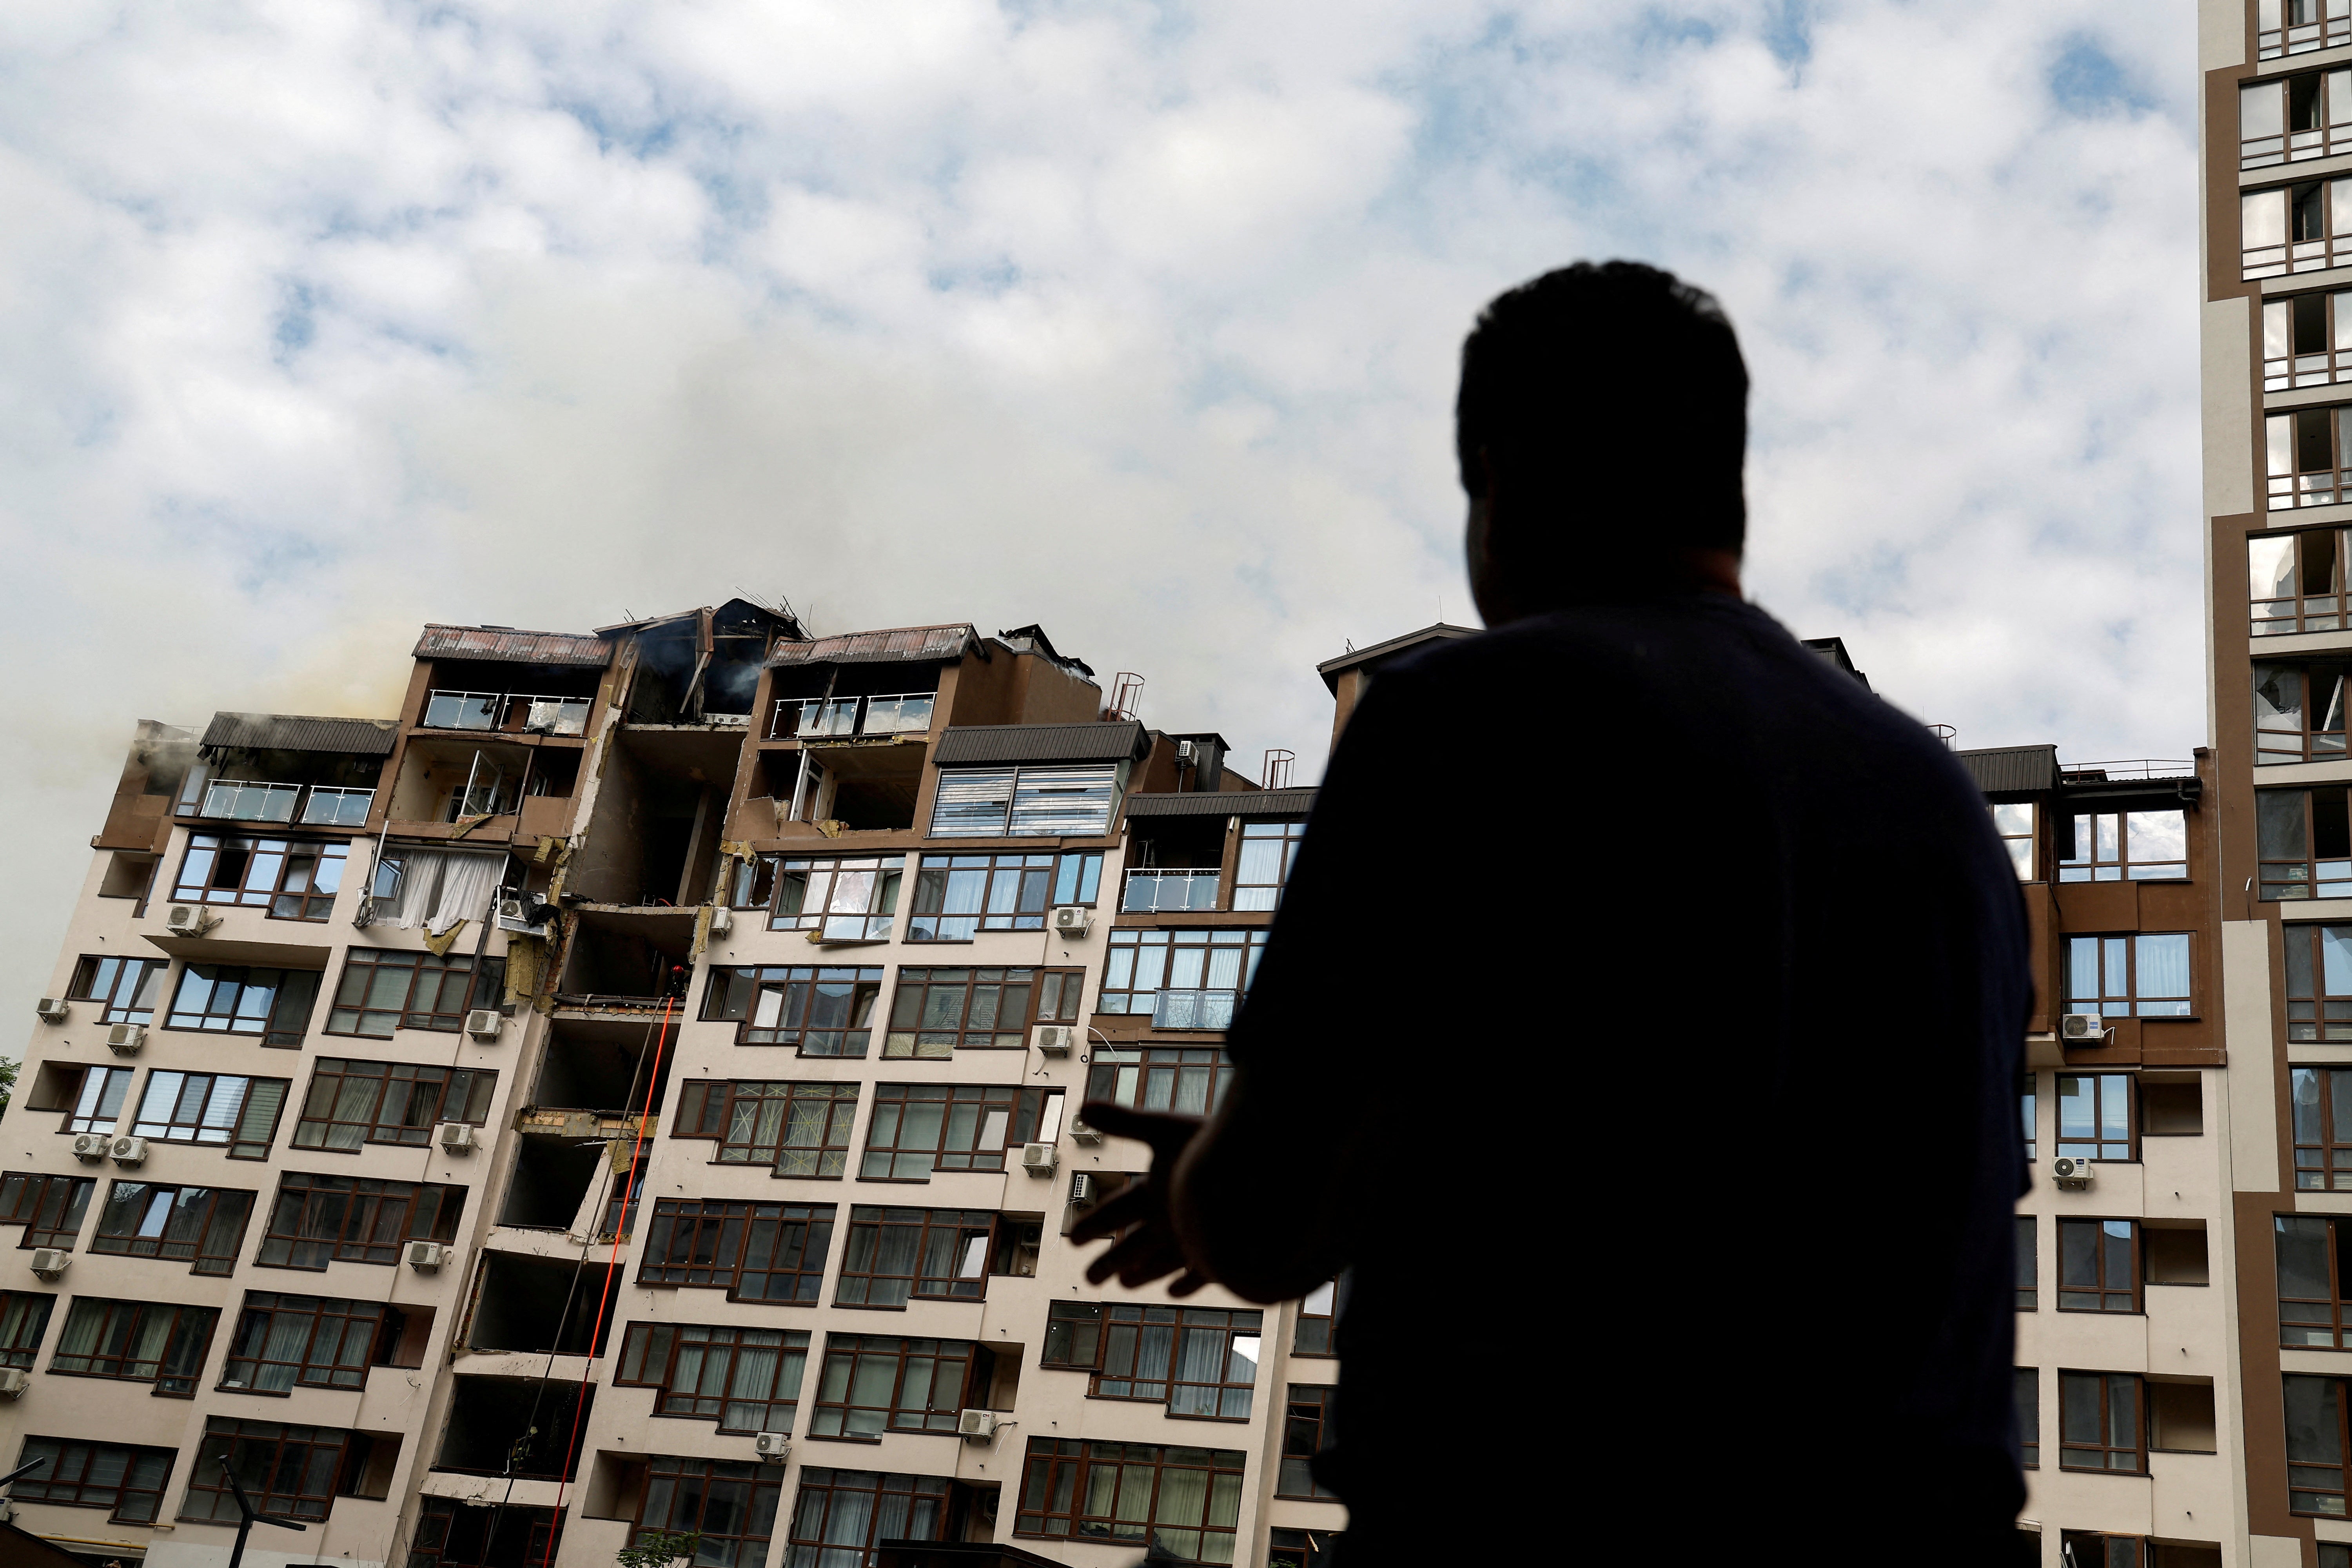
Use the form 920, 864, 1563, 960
0, 602, 1348, 1568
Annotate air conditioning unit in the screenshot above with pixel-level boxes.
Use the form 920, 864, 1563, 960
33, 998, 67, 1024
1050, 906, 1092, 938
2051, 1156, 2096, 1191
105, 1024, 145, 1056
707, 906, 734, 938
0, 1369, 28, 1399
1069, 1173, 1094, 1205
494, 895, 547, 934
69, 1134, 109, 1164
164, 904, 214, 937
436, 1122, 476, 1152
110, 1136, 149, 1167
1069, 1118, 1102, 1145
1020, 1142, 1058, 1176
28, 1250, 69, 1281
465, 1009, 503, 1042
1175, 740, 1196, 762
753, 1432, 791, 1462
957, 1408, 999, 1440
2059, 1013, 2109, 1044
1034, 1025, 1075, 1056
405, 1241, 448, 1272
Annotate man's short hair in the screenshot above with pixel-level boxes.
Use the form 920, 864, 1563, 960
1456, 261, 1749, 557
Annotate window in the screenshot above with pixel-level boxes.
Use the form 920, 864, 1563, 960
1989, 803, 2035, 881
675, 1081, 860, 1176
762, 855, 902, 941
2258, 663, 2350, 765
2281, 1215, 2352, 1348
171, 835, 346, 920
12, 1436, 175, 1523
860, 1084, 1061, 1178
2058, 1220, 2140, 1313
2246, 72, 2352, 170
1278, 1386, 1336, 1498
1269, 1529, 1344, 1568
1015, 1437, 1246, 1561
2298, 1067, 2352, 1187
1041, 1301, 1262, 1419
2254, 527, 2351, 633
2063, 1534, 2146, 1568
1293, 1281, 1335, 1357
2022, 1074, 2038, 1163
0, 1173, 93, 1250
1054, 850, 1105, 906
834, 1207, 995, 1307
2290, 1373, 2352, 1513
2059, 1370, 2143, 1473
2017, 1217, 2037, 1311
929, 764, 1120, 838
254, 1173, 463, 1269
411, 1498, 563, 1568
220, 1292, 399, 1393
884, 967, 1037, 1055
808, 1332, 986, 1437
324, 947, 503, 1037
638, 1199, 835, 1303
2065, 935, 2192, 1017
65, 956, 167, 1025
614, 1322, 809, 1434
2268, 400, 2352, 504
2261, 0, 2352, 62
2060, 812, 2188, 881
60, 1067, 132, 1134
90, 1182, 254, 1276
2057, 1075, 2135, 1162
784, 1468, 951, 1568
0, 1293, 51, 1370
701, 965, 883, 1055
2267, 290, 2352, 388
49, 1297, 217, 1395
291, 1059, 494, 1151
635, 1455, 782, 1568
1087, 1047, 1232, 1117
129, 1072, 289, 1159
1100, 929, 1268, 1027
907, 853, 1058, 938
1234, 820, 1305, 909
2291, 924, 2352, 1038
2017, 1370, 2040, 1468
163, 965, 320, 1046
178, 1417, 357, 1523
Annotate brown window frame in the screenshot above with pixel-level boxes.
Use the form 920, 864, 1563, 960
2265, 791, 2352, 903
2064, 934, 2194, 1018
1279, 1385, 1338, 1499
2058, 811, 2190, 882
859, 1084, 1060, 1180
2279, 1214, 2352, 1347
1269, 1528, 1343, 1568
254, 1173, 464, 1270
1014, 1436, 1247, 1559
1099, 927, 1267, 1025
2287, 922, 2352, 1034
221, 1292, 401, 1394
11, 1435, 176, 1524
834, 1206, 997, 1308
162, 964, 320, 1046
784, 1467, 953, 1566
883, 966, 1038, 1056
1292, 1279, 1335, 1357
65, 955, 168, 1025
0, 1172, 93, 1250
636, 1199, 835, 1304
2057, 1218, 2141, 1314
2017, 1216, 2037, 1311
699, 965, 883, 1056
906, 853, 1060, 940
673, 1081, 859, 1176
2258, 661, 2352, 765
807, 1332, 986, 1439
89, 1181, 254, 1276
2056, 1073, 2137, 1163
613, 1321, 809, 1434
2255, 524, 2352, 633
48, 1296, 218, 1396
0, 1293, 52, 1370
128, 1071, 289, 1160
1040, 1299, 1263, 1419
2061, 1532, 2146, 1568
58, 1065, 134, 1135
178, 1416, 360, 1523
291, 1058, 494, 1152
171, 834, 348, 921
2297, 1066, 2352, 1187
1085, 1046, 1232, 1118
324, 947, 504, 1038
1234, 818, 1306, 910
2058, 1369, 2144, 1474
630, 1454, 784, 1566
753, 855, 904, 941
2291, 1372, 2352, 1515
2017, 1368, 2040, 1469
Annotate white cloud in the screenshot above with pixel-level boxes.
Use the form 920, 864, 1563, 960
0, 0, 2203, 1011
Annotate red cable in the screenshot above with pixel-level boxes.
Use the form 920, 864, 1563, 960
540, 993, 679, 1563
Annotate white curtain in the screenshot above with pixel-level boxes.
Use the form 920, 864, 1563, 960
379, 848, 505, 933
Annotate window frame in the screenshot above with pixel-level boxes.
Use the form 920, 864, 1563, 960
858, 1083, 1060, 1180
1040, 1299, 1263, 1419
2056, 1074, 2138, 1163
906, 853, 1058, 939
2017, 1369, 2040, 1468
1086, 1047, 1232, 1118
323, 947, 504, 1038
65, 956, 168, 1025
0, 1172, 93, 1250
2064, 933, 2195, 1019
2057, 811, 2189, 882
2254, 526, 2352, 633
220, 1291, 397, 1394
758, 854, 904, 941
162, 964, 321, 1046
0, 1292, 53, 1370
833, 1206, 996, 1307
883, 967, 1038, 1056
1989, 802, 2036, 881
927, 764, 1120, 838
2297, 1066, 2352, 1189
59, 1066, 134, 1136
291, 1058, 494, 1152
784, 1467, 952, 1568
2056, 1218, 2141, 1314
11, 1436, 176, 1524
2017, 1216, 2037, 1312
89, 1181, 255, 1276
1234, 819, 1306, 909
2289, 1371, 2352, 1515
2258, 660, 2352, 764
2266, 396, 2352, 503
177, 1416, 355, 1524
48, 1296, 218, 1396
699, 965, 884, 1056
633, 1454, 783, 1568
636, 1198, 836, 1304
1278, 1384, 1338, 1499
806, 1331, 984, 1438
2058, 1369, 2145, 1474
2289, 923, 2352, 1037
1099, 928, 1267, 1026
1013, 1436, 1247, 1560
253, 1173, 464, 1270
613, 1321, 810, 1435
1292, 1281, 1336, 1358
128, 1072, 289, 1160
171, 834, 347, 921
674, 1080, 860, 1176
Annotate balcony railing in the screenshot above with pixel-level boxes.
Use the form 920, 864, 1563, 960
1151, 989, 1238, 1030
2263, 855, 2352, 901
2262, 0, 2352, 60
2267, 347, 2352, 393
769, 692, 936, 740
423, 690, 592, 737
2056, 759, 2197, 781
1122, 869, 1220, 913
2246, 125, 2352, 172
301, 786, 376, 827
193, 781, 376, 828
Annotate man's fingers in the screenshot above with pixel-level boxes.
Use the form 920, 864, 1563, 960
1067, 1187, 1154, 1244
1083, 1230, 1188, 1287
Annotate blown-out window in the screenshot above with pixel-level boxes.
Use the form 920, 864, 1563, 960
2258, 663, 2351, 765
2253, 528, 2352, 634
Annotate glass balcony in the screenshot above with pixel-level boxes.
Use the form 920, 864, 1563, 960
424, 690, 501, 730
519, 698, 590, 737
299, 787, 375, 827
1123, 870, 1221, 913
199, 780, 300, 823
771, 692, 936, 740
1151, 989, 1238, 1030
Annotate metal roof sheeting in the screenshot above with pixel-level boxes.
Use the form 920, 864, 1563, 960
1125, 788, 1318, 818
933, 722, 1149, 766
1955, 744, 2059, 795
414, 624, 615, 667
202, 712, 398, 755
766, 624, 975, 668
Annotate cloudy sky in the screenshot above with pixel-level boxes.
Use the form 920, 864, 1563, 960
0, 0, 2199, 1006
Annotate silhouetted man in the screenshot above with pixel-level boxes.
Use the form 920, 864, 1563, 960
1077, 261, 2029, 1566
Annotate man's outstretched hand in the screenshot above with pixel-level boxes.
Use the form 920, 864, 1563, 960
1069, 1102, 1213, 1296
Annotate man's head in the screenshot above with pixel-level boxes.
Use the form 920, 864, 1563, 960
1457, 261, 1749, 624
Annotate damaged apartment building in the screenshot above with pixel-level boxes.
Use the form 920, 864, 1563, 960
0, 598, 1367, 1568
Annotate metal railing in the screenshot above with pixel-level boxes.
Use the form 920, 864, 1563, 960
2056, 759, 2198, 781
300, 786, 375, 826
1151, 989, 1238, 1030
2271, 462, 2352, 510
423, 690, 592, 737
769, 692, 935, 740
2267, 348, 2352, 393
1122, 869, 1220, 913
196, 780, 301, 823
2245, 122, 2352, 171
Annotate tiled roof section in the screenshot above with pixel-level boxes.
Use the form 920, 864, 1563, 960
766, 624, 976, 668
933, 722, 1151, 766
414, 624, 615, 667
202, 713, 398, 755
1955, 744, 2059, 796
1125, 788, 1318, 818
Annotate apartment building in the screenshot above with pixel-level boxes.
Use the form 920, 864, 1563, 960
0, 601, 1349, 1568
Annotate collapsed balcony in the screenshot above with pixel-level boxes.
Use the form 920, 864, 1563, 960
553, 908, 697, 1007
748, 744, 924, 835
570, 729, 740, 905
433, 1376, 594, 1482
465, 1252, 620, 1357
532, 1017, 674, 1116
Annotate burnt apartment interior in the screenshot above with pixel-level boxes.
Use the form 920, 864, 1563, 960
436, 1377, 594, 1481
499, 1132, 619, 1232
619, 601, 789, 725
572, 729, 740, 906
530, 1017, 672, 1116
751, 742, 924, 832
554, 908, 696, 1000
465, 1253, 621, 1357
1123, 809, 1227, 874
